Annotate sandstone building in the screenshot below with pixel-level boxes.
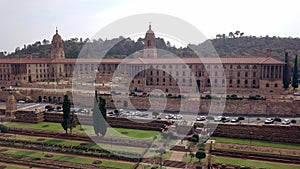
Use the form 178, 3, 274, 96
0, 26, 285, 94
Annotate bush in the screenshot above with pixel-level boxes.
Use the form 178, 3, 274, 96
0, 124, 8, 133
92, 160, 102, 164
274, 117, 281, 122
191, 134, 199, 142
44, 154, 53, 158
207, 116, 214, 120
291, 119, 297, 124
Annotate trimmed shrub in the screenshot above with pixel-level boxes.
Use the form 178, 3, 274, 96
0, 124, 8, 133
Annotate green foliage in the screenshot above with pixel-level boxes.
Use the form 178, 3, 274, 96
206, 116, 214, 120
195, 150, 206, 162
61, 94, 71, 134
292, 54, 299, 89
247, 95, 266, 100
152, 111, 159, 118
191, 134, 199, 142
0, 124, 8, 133
93, 91, 107, 136
114, 109, 120, 116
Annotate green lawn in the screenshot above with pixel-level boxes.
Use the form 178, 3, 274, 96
5, 122, 161, 139
214, 156, 300, 169
212, 137, 300, 150
1, 148, 134, 169
182, 154, 206, 163
0, 163, 25, 169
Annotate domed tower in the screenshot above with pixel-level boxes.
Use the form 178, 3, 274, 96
51, 28, 65, 59
49, 28, 65, 80
143, 23, 157, 58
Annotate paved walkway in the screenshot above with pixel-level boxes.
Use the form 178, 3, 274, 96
169, 150, 185, 161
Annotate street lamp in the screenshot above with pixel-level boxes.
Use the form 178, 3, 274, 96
249, 131, 253, 146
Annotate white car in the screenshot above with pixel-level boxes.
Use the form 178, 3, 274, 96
174, 114, 183, 120
282, 119, 291, 125
265, 118, 274, 124
294, 92, 300, 96
203, 91, 211, 94
165, 114, 175, 119
196, 116, 206, 121
214, 116, 223, 122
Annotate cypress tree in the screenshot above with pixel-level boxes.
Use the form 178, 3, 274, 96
93, 90, 107, 136
283, 52, 290, 89
292, 54, 299, 90
61, 94, 70, 134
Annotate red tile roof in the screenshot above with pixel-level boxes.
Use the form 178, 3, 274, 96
0, 57, 284, 65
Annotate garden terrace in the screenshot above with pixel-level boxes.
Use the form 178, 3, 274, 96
212, 124, 300, 144
0, 148, 134, 169
0, 137, 142, 162
211, 149, 300, 165
7, 127, 154, 148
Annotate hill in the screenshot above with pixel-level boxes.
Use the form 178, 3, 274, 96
1, 35, 300, 64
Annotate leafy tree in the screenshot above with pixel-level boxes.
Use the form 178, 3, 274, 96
114, 109, 120, 116
196, 150, 206, 165
283, 52, 290, 89
292, 54, 298, 90
93, 91, 107, 136
152, 111, 159, 118
234, 30, 240, 37
61, 94, 70, 134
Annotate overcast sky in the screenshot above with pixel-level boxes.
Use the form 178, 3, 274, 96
1, 0, 300, 52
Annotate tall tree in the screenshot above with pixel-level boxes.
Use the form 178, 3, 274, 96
93, 91, 107, 136
283, 52, 290, 89
235, 30, 240, 37
292, 54, 299, 90
61, 94, 71, 134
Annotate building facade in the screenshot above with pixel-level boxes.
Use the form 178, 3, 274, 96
0, 26, 285, 94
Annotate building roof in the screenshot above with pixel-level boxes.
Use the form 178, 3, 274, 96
0, 56, 284, 65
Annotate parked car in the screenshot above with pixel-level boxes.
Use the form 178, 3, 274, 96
282, 119, 291, 125
165, 114, 174, 119
294, 92, 300, 96
17, 100, 25, 104
196, 116, 206, 121
174, 114, 183, 120
203, 91, 211, 94
214, 116, 223, 122
107, 111, 115, 116
221, 117, 230, 122
230, 118, 240, 123
264, 118, 274, 124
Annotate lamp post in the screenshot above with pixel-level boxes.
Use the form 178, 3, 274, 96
249, 131, 253, 146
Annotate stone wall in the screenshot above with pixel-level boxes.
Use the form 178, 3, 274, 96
1, 89, 299, 117
103, 95, 299, 117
